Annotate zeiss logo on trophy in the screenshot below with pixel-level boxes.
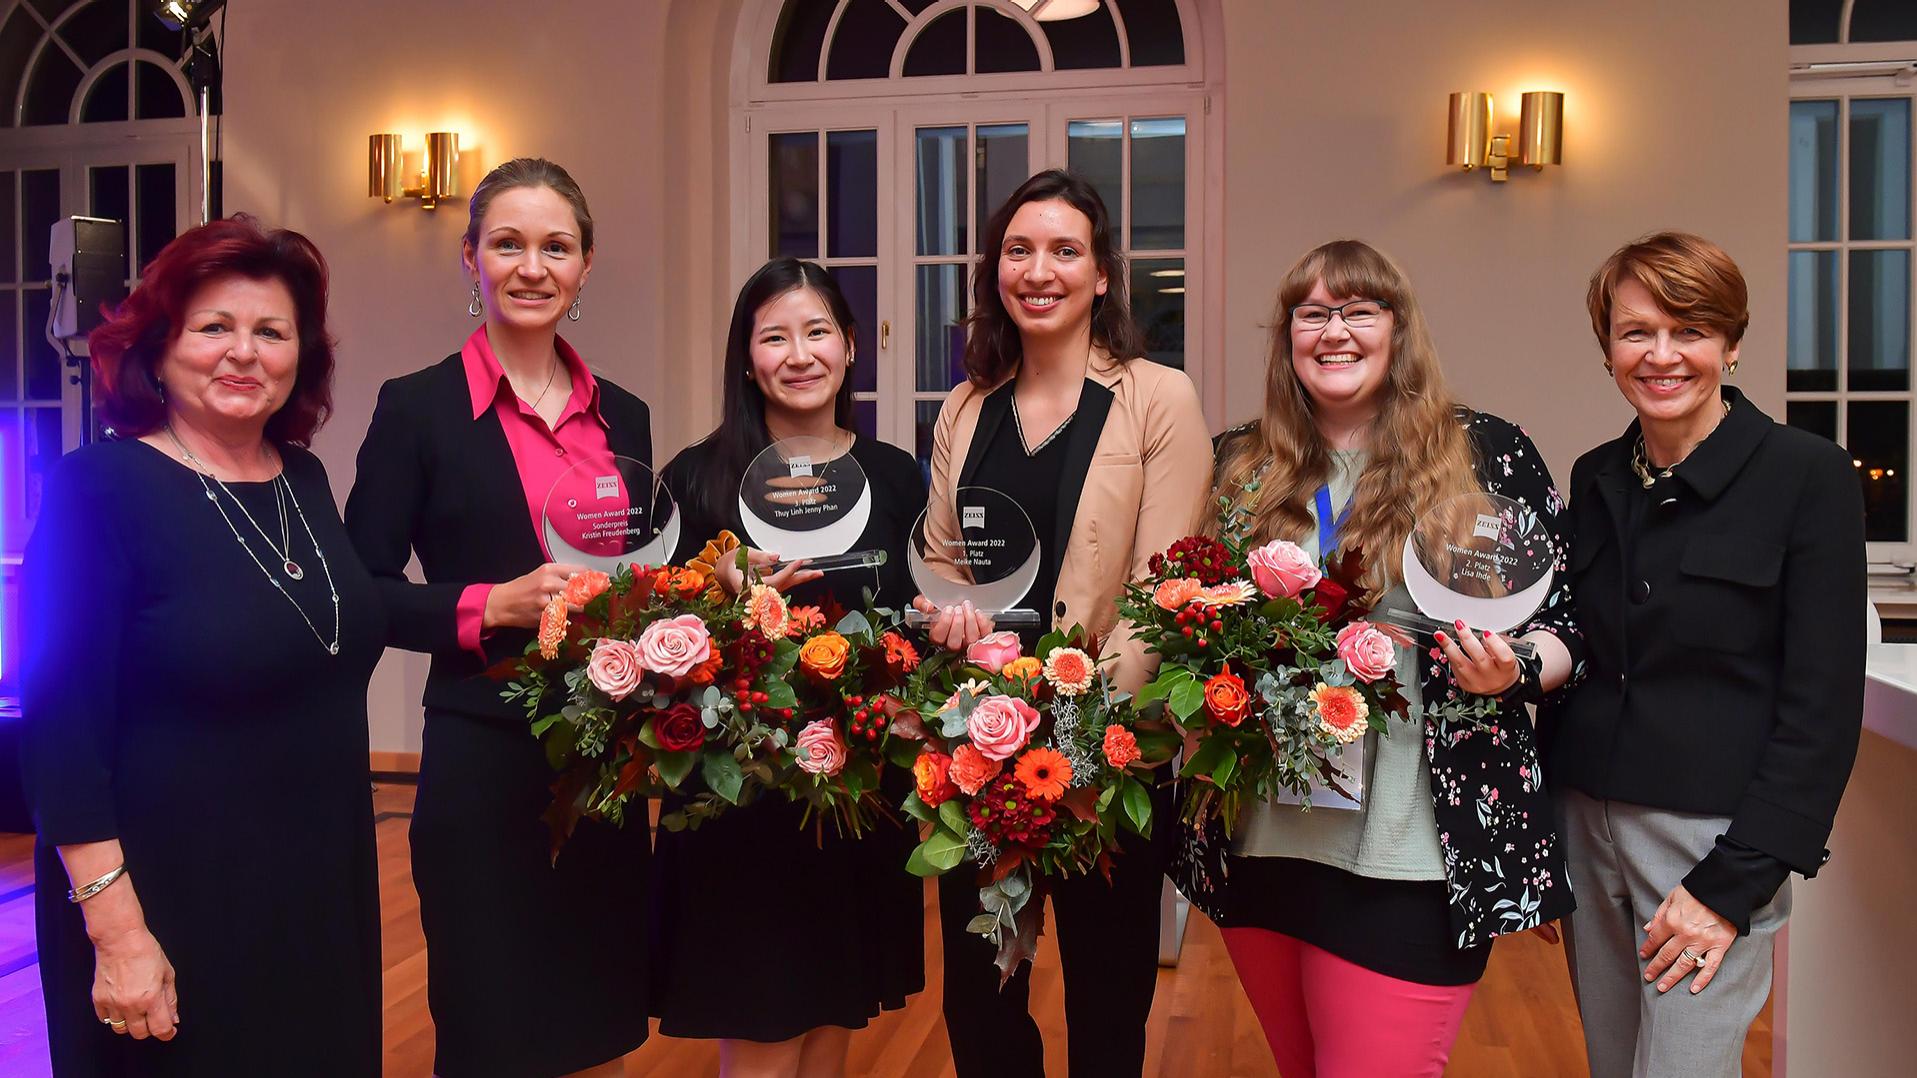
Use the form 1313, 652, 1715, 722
1472, 512, 1502, 541
963, 506, 987, 529
787, 455, 814, 479
594, 475, 620, 500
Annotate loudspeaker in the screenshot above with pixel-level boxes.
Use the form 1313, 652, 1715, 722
48, 216, 128, 339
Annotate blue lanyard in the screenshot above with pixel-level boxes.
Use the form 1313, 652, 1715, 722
1314, 484, 1355, 560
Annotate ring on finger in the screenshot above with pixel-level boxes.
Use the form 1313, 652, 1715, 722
107, 1018, 128, 1032
1680, 948, 1704, 966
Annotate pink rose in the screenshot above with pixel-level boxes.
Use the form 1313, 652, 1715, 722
965, 694, 1042, 761
1247, 539, 1322, 599
635, 614, 712, 678
586, 638, 644, 700
964, 631, 1024, 674
794, 719, 847, 776
1336, 620, 1396, 683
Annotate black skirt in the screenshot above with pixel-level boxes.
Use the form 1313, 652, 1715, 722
412, 709, 652, 1076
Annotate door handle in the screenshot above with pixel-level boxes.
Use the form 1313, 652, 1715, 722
880, 319, 890, 350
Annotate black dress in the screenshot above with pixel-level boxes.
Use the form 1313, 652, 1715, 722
22, 439, 384, 1077
650, 434, 927, 1041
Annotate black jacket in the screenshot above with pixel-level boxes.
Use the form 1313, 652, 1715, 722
343, 353, 653, 721
1543, 388, 1865, 907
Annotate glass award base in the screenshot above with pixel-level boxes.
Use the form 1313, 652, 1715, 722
769, 549, 888, 574
904, 606, 1043, 628
1369, 608, 1538, 662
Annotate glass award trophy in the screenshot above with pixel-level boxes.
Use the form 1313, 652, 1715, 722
737, 436, 886, 574
1373, 492, 1556, 661
904, 486, 1043, 627
541, 455, 680, 574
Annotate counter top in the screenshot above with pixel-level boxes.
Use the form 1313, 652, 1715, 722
1864, 643, 1917, 750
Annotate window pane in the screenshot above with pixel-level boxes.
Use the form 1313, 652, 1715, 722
903, 9, 965, 78
826, 130, 878, 259
56, 0, 128, 67
1130, 118, 1185, 249
770, 132, 820, 258
0, 409, 20, 556
1041, 6, 1123, 69
1849, 400, 1909, 542
89, 166, 130, 273
22, 170, 59, 284
1850, 98, 1911, 241
975, 124, 1029, 247
1131, 258, 1185, 369
0, 172, 14, 285
135, 61, 186, 120
915, 126, 967, 257
0, 292, 16, 399
1068, 120, 1123, 230
1786, 399, 1838, 444
1851, 3, 1917, 42
827, 264, 878, 394
770, 0, 834, 82
1788, 250, 1838, 392
23, 288, 58, 401
1789, 0, 1843, 44
0, 10, 39, 128
915, 399, 942, 481
825, 0, 907, 81
23, 50, 80, 127
1790, 100, 1839, 243
80, 63, 130, 124
1850, 249, 1910, 391
853, 398, 877, 441
915, 264, 968, 392
977, 7, 1040, 74
136, 164, 177, 274
1115, 0, 1186, 66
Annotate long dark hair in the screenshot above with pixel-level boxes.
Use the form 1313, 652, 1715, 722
686, 257, 858, 523
962, 168, 1145, 386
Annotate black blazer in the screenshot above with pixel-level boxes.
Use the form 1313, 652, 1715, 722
1542, 388, 1865, 877
343, 353, 653, 721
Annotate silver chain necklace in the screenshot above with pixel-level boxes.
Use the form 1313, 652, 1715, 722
165, 426, 342, 656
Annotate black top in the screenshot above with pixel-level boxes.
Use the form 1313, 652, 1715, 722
24, 439, 384, 1075
1543, 387, 1866, 932
964, 383, 1078, 648
342, 352, 653, 720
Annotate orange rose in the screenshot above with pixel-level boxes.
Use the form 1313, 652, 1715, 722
949, 743, 1001, 796
1013, 746, 1073, 801
913, 751, 958, 807
562, 569, 611, 606
1204, 666, 1251, 727
882, 631, 920, 673
1001, 656, 1043, 685
798, 631, 852, 680
1153, 577, 1204, 611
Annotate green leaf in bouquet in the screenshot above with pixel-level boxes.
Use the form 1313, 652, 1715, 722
1096, 785, 1117, 813
842, 758, 880, 794
768, 639, 801, 678
655, 749, 696, 789
938, 798, 971, 838
701, 749, 745, 804
1135, 665, 1192, 707
907, 829, 968, 876
1120, 778, 1153, 837
886, 738, 922, 769
764, 679, 799, 711
835, 610, 873, 638
902, 792, 937, 824
1212, 743, 1240, 787
530, 713, 563, 737
1182, 736, 1234, 779
1168, 677, 1207, 721
965, 914, 1003, 935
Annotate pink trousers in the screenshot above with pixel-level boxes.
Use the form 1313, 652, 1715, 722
1220, 927, 1476, 1078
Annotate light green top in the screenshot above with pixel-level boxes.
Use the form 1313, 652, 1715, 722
1229, 448, 1444, 880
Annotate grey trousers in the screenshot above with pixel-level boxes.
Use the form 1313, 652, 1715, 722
1556, 788, 1790, 1078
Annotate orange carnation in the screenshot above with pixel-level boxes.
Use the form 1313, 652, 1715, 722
882, 631, 920, 674
789, 605, 828, 633
1042, 647, 1095, 696
1204, 666, 1251, 727
1310, 684, 1369, 744
687, 651, 725, 686
537, 593, 569, 660
1103, 725, 1141, 769
1001, 656, 1043, 685
1013, 746, 1073, 801
654, 566, 707, 599
798, 631, 852, 680
562, 569, 611, 606
1153, 577, 1204, 611
949, 743, 1001, 796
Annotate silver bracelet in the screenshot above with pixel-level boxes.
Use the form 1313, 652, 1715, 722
67, 864, 127, 904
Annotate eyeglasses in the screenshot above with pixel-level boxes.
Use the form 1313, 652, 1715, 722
1290, 299, 1392, 331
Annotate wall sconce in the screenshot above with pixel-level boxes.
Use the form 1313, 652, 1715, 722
1446, 92, 1562, 183
368, 132, 460, 209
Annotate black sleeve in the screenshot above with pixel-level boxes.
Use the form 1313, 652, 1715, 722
1721, 437, 1866, 875
1682, 838, 1792, 936
21, 451, 132, 845
343, 378, 469, 657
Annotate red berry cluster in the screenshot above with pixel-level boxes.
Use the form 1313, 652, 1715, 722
967, 774, 1057, 849
729, 630, 794, 720
1174, 603, 1226, 649
844, 695, 884, 744
1152, 536, 1233, 585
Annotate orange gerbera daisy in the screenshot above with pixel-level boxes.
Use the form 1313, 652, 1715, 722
1013, 746, 1073, 801
1310, 683, 1370, 744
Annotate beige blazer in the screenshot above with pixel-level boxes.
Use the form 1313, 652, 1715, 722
927, 352, 1213, 693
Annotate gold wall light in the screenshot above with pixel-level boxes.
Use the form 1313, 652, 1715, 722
1446, 91, 1563, 183
369, 132, 460, 209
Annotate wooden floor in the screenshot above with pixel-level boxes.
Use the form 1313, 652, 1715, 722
0, 781, 1773, 1076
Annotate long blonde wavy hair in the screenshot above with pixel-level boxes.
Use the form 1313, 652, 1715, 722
1212, 240, 1479, 601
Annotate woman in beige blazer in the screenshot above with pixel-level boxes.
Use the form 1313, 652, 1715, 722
912, 169, 1211, 1078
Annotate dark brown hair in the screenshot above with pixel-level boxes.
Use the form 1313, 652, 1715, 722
463, 157, 596, 253
1586, 231, 1749, 350
87, 215, 335, 445
961, 168, 1145, 385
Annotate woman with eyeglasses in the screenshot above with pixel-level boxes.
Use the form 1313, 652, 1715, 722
1173, 239, 1578, 1077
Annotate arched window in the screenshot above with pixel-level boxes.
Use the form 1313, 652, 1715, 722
1787, 1, 1917, 557
741, 0, 1218, 467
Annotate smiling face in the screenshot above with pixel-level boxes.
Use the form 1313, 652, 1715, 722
462, 184, 592, 332
1606, 276, 1736, 427
996, 198, 1108, 341
158, 274, 301, 436
1289, 280, 1394, 416
749, 285, 850, 422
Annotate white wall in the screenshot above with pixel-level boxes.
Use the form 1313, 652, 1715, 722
223, 0, 1788, 753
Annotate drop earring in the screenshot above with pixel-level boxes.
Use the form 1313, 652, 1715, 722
468, 284, 483, 318
567, 290, 583, 322
1726, 359, 1739, 376
1603, 360, 1614, 375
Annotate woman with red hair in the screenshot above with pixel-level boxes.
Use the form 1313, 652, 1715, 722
22, 215, 382, 1075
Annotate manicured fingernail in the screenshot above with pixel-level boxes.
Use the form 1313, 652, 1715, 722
1434, 631, 1449, 645
1454, 620, 1466, 631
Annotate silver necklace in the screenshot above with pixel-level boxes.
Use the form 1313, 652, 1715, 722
1011, 395, 1073, 456
165, 426, 342, 655
523, 356, 561, 413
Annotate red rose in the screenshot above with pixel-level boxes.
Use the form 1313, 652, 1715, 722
656, 702, 706, 752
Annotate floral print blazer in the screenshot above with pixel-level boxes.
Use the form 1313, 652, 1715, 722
1173, 410, 1580, 950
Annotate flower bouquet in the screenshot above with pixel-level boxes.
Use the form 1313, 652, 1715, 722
891, 629, 1177, 981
